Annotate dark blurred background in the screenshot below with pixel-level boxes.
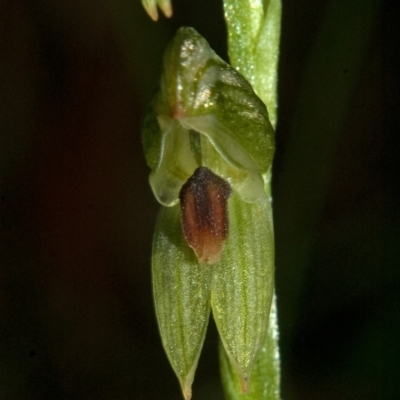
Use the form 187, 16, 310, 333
0, 0, 397, 399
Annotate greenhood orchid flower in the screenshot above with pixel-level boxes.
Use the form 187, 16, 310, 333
142, 27, 275, 400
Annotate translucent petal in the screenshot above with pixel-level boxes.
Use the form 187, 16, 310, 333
149, 117, 198, 206
181, 115, 265, 202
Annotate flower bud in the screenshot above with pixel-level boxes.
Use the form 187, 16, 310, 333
141, 0, 172, 21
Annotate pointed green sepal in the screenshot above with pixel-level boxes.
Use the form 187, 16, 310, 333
152, 204, 212, 399
219, 294, 281, 399
211, 192, 275, 387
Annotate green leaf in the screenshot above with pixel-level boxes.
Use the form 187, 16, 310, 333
211, 191, 275, 390
152, 204, 212, 400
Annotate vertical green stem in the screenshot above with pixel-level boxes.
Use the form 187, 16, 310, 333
221, 1, 282, 399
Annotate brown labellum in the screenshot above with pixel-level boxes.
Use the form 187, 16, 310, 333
179, 167, 232, 265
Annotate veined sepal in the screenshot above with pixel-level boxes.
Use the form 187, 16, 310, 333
219, 294, 281, 400
152, 203, 212, 400
221, 0, 282, 398
211, 191, 275, 390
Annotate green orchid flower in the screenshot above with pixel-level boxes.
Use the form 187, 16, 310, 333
142, 27, 276, 400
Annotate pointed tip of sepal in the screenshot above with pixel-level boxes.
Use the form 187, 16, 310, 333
223, 345, 254, 395
142, 1, 159, 21
231, 360, 252, 394
182, 383, 192, 400
160, 1, 173, 18
179, 371, 194, 400
240, 374, 249, 394
142, 1, 172, 21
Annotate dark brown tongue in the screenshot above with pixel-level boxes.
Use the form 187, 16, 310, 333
179, 167, 231, 265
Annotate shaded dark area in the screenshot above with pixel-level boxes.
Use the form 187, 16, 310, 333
0, 0, 396, 399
